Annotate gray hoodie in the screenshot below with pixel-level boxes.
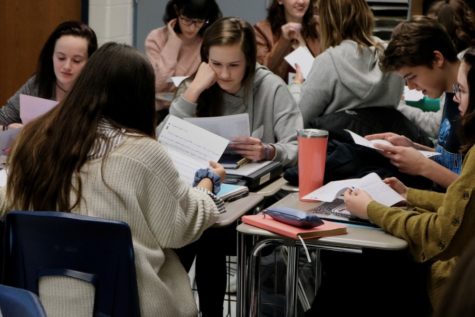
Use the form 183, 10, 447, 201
170, 64, 303, 166
299, 40, 404, 127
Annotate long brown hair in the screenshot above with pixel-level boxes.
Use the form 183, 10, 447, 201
196, 17, 257, 117
428, 0, 475, 53
7, 43, 156, 211
36, 21, 97, 98
316, 0, 378, 51
266, 0, 318, 40
459, 48, 475, 153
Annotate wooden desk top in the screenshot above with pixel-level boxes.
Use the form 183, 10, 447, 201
215, 193, 264, 227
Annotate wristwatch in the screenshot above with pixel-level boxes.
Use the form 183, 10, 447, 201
193, 168, 221, 194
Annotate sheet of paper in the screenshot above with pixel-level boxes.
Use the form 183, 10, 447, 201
0, 168, 6, 187
0, 128, 21, 155
19, 94, 58, 125
169, 76, 188, 87
184, 113, 250, 140
284, 46, 315, 79
404, 86, 424, 102
158, 115, 229, 185
303, 172, 405, 207
345, 129, 440, 158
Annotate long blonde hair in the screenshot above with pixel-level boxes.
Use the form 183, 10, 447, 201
316, 0, 379, 51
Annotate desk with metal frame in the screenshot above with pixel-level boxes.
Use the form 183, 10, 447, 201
215, 193, 264, 227
236, 192, 407, 317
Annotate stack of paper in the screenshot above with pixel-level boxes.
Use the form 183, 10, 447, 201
242, 213, 347, 240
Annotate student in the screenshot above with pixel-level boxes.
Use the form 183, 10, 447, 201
344, 47, 475, 310
170, 17, 302, 167
367, 17, 461, 189
2, 42, 225, 317
145, 0, 221, 119
397, 0, 475, 139
254, 0, 320, 82
0, 21, 97, 128
434, 238, 475, 317
298, 0, 403, 127
169, 17, 302, 316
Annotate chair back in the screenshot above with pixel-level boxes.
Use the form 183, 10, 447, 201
2, 211, 140, 317
0, 284, 47, 317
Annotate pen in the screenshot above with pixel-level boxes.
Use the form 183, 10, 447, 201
236, 157, 250, 168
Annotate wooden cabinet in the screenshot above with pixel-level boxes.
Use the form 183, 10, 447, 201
0, 0, 82, 105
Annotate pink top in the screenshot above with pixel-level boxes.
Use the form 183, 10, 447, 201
145, 26, 202, 110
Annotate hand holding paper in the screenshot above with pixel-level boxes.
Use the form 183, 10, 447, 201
346, 130, 439, 158
284, 47, 315, 80
303, 172, 406, 207
158, 115, 229, 185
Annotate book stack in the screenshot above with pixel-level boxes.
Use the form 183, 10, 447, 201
242, 213, 347, 240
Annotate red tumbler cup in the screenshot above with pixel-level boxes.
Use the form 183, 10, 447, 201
298, 129, 328, 201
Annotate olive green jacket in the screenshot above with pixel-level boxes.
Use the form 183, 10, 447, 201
368, 145, 475, 306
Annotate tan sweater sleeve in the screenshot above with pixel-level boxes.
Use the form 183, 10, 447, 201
254, 21, 292, 80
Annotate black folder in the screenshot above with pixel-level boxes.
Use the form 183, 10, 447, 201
224, 161, 283, 191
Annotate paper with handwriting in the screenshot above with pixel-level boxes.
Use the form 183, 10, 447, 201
158, 115, 229, 185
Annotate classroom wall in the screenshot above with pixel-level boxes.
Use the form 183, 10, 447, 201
89, 0, 134, 45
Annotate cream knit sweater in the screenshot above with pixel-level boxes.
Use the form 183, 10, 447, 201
4, 135, 219, 317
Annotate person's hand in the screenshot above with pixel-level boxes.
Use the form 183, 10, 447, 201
184, 62, 217, 102
167, 18, 179, 39
229, 137, 273, 162
7, 123, 23, 129
293, 63, 304, 84
343, 188, 373, 220
365, 132, 415, 148
374, 143, 427, 175
383, 177, 408, 199
281, 22, 305, 46
209, 161, 225, 181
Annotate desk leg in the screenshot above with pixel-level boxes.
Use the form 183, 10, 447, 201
237, 230, 248, 317
285, 244, 298, 317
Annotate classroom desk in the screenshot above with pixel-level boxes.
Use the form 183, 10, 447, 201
236, 192, 407, 317
215, 193, 264, 227
255, 177, 288, 197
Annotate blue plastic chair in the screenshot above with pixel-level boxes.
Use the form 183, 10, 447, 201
2, 211, 140, 317
0, 284, 47, 317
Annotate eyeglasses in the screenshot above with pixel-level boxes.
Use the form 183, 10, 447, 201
453, 83, 462, 100
178, 15, 208, 27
